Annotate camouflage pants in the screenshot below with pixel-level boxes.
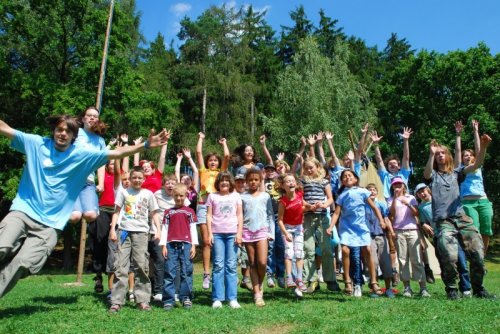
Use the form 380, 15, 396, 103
436, 214, 485, 291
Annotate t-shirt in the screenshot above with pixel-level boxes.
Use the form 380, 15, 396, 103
336, 187, 371, 247
233, 162, 264, 177
115, 187, 159, 233
241, 191, 274, 237
159, 206, 198, 245
329, 162, 361, 196
279, 190, 304, 226
142, 169, 163, 193
199, 168, 220, 198
10, 130, 109, 230
206, 191, 242, 234
378, 167, 411, 199
460, 166, 486, 198
301, 177, 329, 214
418, 201, 435, 230
264, 178, 280, 214
154, 189, 191, 212
365, 199, 387, 236
427, 168, 465, 221
387, 194, 418, 230
98, 170, 116, 207
74, 128, 106, 184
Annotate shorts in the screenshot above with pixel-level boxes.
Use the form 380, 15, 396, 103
196, 204, 207, 224
242, 227, 268, 243
462, 198, 493, 236
73, 183, 99, 214
283, 224, 304, 260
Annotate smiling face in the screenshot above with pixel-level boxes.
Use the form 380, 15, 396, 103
82, 107, 99, 131
141, 162, 153, 176
387, 159, 400, 174
162, 178, 176, 195
367, 186, 378, 199
121, 172, 130, 189
282, 175, 297, 193
206, 155, 220, 170
416, 187, 431, 202
341, 170, 358, 188
234, 179, 246, 193
243, 146, 254, 162
130, 170, 145, 190
181, 175, 192, 188
53, 121, 75, 151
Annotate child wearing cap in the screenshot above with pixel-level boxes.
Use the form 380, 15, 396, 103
388, 177, 429, 298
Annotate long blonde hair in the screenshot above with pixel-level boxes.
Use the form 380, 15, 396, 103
434, 144, 455, 173
302, 157, 326, 182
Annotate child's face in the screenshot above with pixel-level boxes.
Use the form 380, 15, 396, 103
121, 173, 130, 188
106, 161, 115, 173
276, 163, 287, 175
234, 179, 245, 193
163, 179, 176, 195
462, 151, 474, 165
341, 171, 357, 187
82, 108, 99, 130
130, 171, 145, 190
173, 190, 186, 207
367, 186, 378, 198
304, 162, 318, 177
417, 188, 431, 202
387, 159, 400, 174
264, 168, 275, 179
181, 175, 192, 188
246, 173, 261, 192
207, 155, 219, 170
282, 175, 296, 193
142, 162, 153, 176
219, 178, 231, 193
243, 146, 254, 161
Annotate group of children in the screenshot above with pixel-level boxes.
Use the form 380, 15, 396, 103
91, 120, 494, 313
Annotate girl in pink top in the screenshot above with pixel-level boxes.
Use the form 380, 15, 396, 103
388, 177, 429, 298
206, 172, 243, 309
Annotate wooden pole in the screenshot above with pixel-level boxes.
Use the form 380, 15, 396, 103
201, 87, 207, 133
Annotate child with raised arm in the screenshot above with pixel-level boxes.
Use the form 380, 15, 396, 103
277, 173, 307, 297
326, 170, 383, 297
423, 134, 494, 299
109, 166, 161, 312
196, 132, 230, 289
175, 148, 199, 212
415, 183, 472, 297
160, 183, 199, 311
241, 169, 274, 306
388, 177, 429, 298
454, 120, 494, 254
206, 172, 243, 309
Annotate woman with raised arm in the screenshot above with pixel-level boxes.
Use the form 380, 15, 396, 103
454, 120, 494, 254
423, 134, 493, 300
175, 148, 199, 212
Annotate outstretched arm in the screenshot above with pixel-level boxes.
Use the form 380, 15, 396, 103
316, 132, 326, 165
0, 120, 15, 139
259, 134, 273, 165
183, 148, 199, 191
454, 121, 463, 167
401, 127, 413, 170
175, 152, 183, 182
325, 131, 341, 167
464, 134, 492, 174
423, 140, 438, 180
307, 135, 316, 158
120, 134, 130, 172
472, 119, 480, 155
133, 136, 143, 166
355, 123, 369, 163
108, 128, 169, 160
370, 131, 385, 171
219, 138, 230, 171
157, 130, 172, 173
196, 132, 205, 169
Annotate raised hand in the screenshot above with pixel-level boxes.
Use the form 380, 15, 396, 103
109, 137, 118, 147
429, 140, 439, 154
316, 131, 324, 142
455, 121, 463, 135
176, 152, 183, 160
347, 150, 354, 160
471, 119, 479, 133
133, 136, 143, 145
259, 134, 266, 145
369, 131, 382, 144
401, 127, 413, 140
165, 129, 172, 140
218, 137, 227, 145
325, 131, 334, 141
198, 132, 205, 140
120, 133, 129, 144
276, 152, 285, 161
182, 147, 192, 159
300, 136, 307, 146
307, 134, 317, 146
480, 134, 492, 147
361, 123, 369, 134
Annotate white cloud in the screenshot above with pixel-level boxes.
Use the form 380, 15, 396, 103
170, 3, 192, 17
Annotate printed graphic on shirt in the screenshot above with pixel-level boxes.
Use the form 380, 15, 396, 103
123, 194, 149, 221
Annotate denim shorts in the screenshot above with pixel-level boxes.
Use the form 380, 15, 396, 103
196, 204, 207, 224
73, 183, 99, 214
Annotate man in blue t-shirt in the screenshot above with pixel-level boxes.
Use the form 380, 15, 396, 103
0, 115, 169, 298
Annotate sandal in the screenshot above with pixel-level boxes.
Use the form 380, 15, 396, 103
109, 304, 121, 313
136, 302, 152, 311
344, 281, 353, 296
370, 282, 384, 297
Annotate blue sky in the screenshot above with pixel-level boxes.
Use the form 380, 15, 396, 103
135, 0, 500, 54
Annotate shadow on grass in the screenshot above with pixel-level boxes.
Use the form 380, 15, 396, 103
0, 305, 52, 319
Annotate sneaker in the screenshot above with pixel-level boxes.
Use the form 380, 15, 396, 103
229, 300, 241, 309
163, 303, 174, 311
203, 273, 211, 289
136, 302, 151, 311
152, 293, 161, 302
174, 294, 180, 302
326, 281, 341, 292
266, 273, 276, 288
462, 290, 472, 298
353, 285, 362, 298
473, 288, 497, 300
183, 298, 192, 309
128, 290, 136, 302
109, 304, 121, 313
254, 296, 266, 307
212, 300, 223, 309
402, 287, 413, 298
286, 277, 296, 289
307, 281, 319, 294
317, 268, 324, 283
420, 288, 431, 298
294, 287, 303, 298
240, 278, 253, 291
277, 277, 286, 289
385, 288, 395, 298
296, 279, 307, 292
94, 276, 104, 293
447, 288, 459, 300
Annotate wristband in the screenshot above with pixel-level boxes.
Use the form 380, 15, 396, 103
144, 140, 150, 149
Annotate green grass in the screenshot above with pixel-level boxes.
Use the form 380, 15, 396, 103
1, 258, 499, 333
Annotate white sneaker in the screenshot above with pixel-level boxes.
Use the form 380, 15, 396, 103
229, 300, 241, 309
294, 287, 303, 298
462, 290, 472, 298
174, 294, 180, 302
212, 300, 223, 309
152, 293, 162, 302
353, 285, 362, 297
403, 287, 413, 298
317, 268, 324, 283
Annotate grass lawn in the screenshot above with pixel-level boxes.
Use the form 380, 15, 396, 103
1, 248, 499, 333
